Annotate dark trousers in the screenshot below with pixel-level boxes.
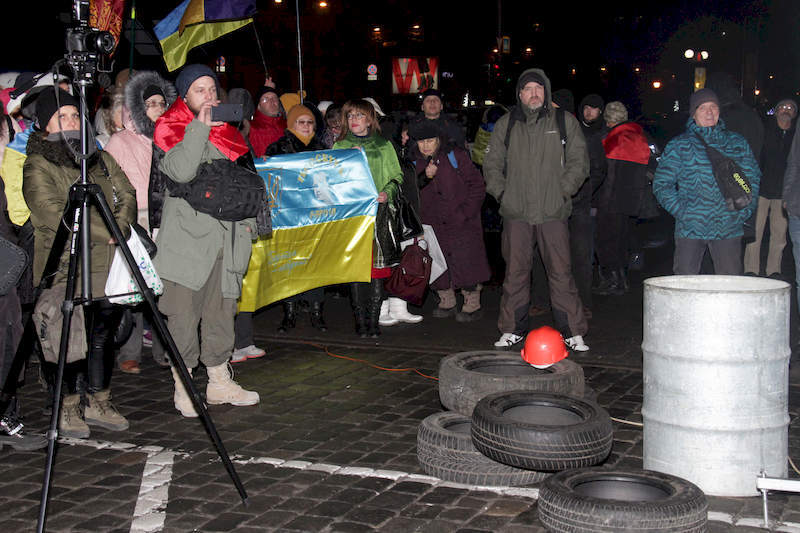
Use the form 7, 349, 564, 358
596, 210, 633, 270
673, 237, 743, 275
499, 219, 587, 338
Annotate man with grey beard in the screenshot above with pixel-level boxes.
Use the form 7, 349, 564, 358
483, 68, 590, 352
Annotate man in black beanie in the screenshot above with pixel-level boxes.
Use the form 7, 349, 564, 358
483, 68, 590, 352
410, 88, 465, 149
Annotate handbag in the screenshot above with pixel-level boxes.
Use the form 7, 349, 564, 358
694, 133, 753, 211
390, 179, 424, 241
0, 235, 27, 296
104, 225, 164, 305
385, 237, 432, 306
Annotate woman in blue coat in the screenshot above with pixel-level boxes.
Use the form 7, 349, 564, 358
653, 88, 761, 274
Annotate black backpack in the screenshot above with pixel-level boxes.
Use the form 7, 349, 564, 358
167, 157, 267, 222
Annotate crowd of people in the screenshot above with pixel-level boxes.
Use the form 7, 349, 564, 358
0, 61, 796, 449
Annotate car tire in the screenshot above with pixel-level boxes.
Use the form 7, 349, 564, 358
417, 411, 548, 486
538, 467, 708, 532
438, 351, 584, 416
471, 391, 613, 471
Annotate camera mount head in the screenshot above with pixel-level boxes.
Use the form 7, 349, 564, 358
65, 0, 115, 86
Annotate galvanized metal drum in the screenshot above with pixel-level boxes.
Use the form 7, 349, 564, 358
642, 275, 790, 496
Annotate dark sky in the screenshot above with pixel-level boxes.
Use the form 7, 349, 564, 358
2, 0, 794, 109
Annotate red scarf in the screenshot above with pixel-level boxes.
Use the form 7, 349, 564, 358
153, 98, 249, 161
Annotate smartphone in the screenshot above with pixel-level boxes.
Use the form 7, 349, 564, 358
211, 103, 244, 123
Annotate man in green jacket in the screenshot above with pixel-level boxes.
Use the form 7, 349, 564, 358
153, 65, 259, 417
483, 68, 590, 351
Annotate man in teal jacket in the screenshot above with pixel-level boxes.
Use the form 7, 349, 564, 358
154, 65, 259, 417
653, 88, 761, 274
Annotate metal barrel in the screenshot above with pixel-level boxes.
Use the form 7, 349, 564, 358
642, 275, 790, 496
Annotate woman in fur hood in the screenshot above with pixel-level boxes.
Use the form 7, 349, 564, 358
104, 71, 176, 374
105, 71, 177, 231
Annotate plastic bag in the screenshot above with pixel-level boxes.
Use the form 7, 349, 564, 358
104, 225, 163, 305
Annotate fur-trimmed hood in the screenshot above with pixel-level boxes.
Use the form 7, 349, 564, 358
125, 71, 177, 139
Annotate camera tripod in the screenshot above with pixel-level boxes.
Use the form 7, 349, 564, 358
0, 74, 248, 533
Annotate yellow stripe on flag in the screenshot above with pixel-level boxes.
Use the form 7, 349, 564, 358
178, 0, 205, 34
1, 147, 30, 226
238, 215, 375, 312
160, 17, 252, 72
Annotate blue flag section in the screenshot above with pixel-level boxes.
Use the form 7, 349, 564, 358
238, 149, 378, 312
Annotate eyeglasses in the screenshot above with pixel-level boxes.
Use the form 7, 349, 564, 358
296, 119, 315, 126
347, 112, 366, 120
145, 101, 167, 110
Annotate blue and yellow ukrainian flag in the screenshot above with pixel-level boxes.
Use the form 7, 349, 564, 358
1, 125, 32, 226
154, 0, 256, 72
238, 149, 378, 312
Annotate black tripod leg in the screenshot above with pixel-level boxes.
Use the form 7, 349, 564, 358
37, 198, 83, 533
91, 187, 248, 505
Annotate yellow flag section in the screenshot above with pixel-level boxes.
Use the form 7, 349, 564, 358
238, 149, 378, 312
1, 126, 31, 226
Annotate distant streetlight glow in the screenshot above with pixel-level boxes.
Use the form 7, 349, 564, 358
525, 47, 532, 53
652, 81, 662, 89
684, 49, 695, 59
700, 50, 709, 60
373, 26, 381, 32
600, 66, 607, 72
755, 89, 761, 96
274, 0, 282, 3
318, 1, 328, 6
412, 24, 420, 29
634, 66, 641, 73
492, 48, 499, 53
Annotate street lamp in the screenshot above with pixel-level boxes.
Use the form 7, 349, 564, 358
652, 80, 662, 89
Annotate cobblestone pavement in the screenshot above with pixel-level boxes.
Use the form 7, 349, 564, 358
3, 238, 800, 531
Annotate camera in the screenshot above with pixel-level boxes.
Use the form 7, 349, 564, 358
65, 0, 115, 82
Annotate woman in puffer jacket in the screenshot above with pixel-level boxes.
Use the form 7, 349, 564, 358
23, 87, 136, 439
105, 71, 177, 373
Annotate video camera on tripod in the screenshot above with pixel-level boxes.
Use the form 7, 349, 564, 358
65, 0, 115, 82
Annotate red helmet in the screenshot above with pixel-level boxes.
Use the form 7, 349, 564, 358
521, 326, 569, 369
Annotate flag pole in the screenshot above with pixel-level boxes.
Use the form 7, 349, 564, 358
252, 23, 269, 77
128, 0, 136, 75
294, 0, 304, 103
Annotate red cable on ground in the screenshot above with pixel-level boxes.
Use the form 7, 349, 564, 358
301, 341, 439, 381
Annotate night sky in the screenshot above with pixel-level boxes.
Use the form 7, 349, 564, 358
2, 1, 796, 114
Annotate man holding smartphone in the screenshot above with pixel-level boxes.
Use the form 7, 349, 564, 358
152, 64, 259, 417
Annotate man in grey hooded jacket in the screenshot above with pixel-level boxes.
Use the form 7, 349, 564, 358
483, 68, 590, 350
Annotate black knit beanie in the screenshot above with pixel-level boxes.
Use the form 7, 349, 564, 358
35, 87, 78, 130
175, 64, 218, 98
142, 85, 165, 101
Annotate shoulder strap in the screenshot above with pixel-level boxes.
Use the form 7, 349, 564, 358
556, 108, 567, 159
447, 151, 458, 169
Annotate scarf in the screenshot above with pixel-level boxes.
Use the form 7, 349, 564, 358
153, 97, 248, 161
288, 127, 314, 146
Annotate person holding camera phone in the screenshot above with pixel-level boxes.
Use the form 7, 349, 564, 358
151, 65, 259, 417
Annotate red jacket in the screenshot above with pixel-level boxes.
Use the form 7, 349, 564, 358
250, 111, 286, 157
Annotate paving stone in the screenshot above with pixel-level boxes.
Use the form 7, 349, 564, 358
330, 521, 377, 532
201, 512, 252, 531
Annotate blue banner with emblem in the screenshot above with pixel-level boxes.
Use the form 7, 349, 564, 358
238, 148, 378, 312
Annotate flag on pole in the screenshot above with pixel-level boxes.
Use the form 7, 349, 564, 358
154, 0, 256, 72
1, 125, 33, 226
90, 0, 126, 55
238, 149, 378, 312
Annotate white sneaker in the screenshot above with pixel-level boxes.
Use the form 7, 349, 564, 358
565, 335, 590, 352
379, 300, 399, 326
230, 344, 266, 363
494, 333, 523, 348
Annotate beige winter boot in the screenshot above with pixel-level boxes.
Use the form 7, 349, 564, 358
59, 393, 90, 439
456, 286, 483, 323
85, 389, 129, 431
206, 363, 260, 406
171, 367, 198, 418
433, 288, 457, 318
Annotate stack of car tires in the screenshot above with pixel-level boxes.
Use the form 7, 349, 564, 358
418, 351, 708, 532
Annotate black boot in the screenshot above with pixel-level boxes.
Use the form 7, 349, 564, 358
310, 301, 327, 332
366, 279, 383, 338
350, 283, 369, 337
277, 301, 297, 333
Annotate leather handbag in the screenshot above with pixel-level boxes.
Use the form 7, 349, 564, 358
0, 235, 27, 296
389, 180, 424, 241
384, 237, 432, 306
